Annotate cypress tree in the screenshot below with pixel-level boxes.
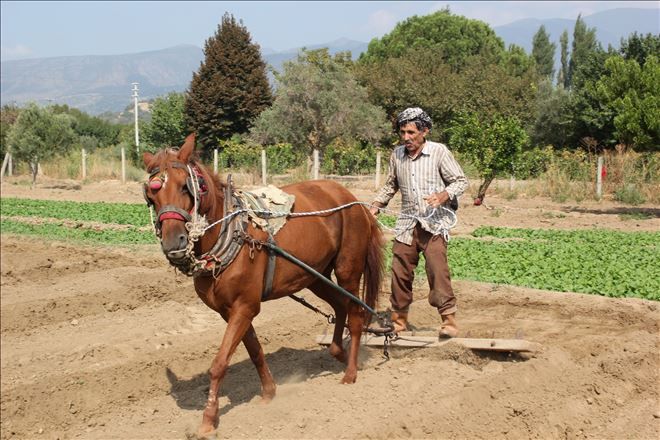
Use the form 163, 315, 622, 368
558, 30, 569, 88
532, 25, 556, 79
567, 14, 598, 88
185, 13, 273, 152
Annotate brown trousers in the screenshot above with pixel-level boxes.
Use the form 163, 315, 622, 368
390, 224, 457, 316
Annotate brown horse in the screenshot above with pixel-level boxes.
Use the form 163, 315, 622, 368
142, 134, 384, 436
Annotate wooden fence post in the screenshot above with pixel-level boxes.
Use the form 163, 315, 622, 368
375, 151, 381, 189
81, 148, 87, 180
313, 149, 319, 180
214, 149, 218, 174
121, 147, 126, 184
8, 153, 12, 176
261, 149, 267, 185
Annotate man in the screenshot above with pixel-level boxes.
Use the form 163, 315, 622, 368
370, 107, 468, 338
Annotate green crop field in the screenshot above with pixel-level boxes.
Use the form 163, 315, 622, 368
2, 198, 658, 300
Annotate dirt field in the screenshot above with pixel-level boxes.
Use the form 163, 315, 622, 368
1, 177, 659, 439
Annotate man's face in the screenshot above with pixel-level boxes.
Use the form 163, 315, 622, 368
399, 122, 428, 155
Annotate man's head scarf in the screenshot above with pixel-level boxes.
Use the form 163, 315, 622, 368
396, 107, 432, 130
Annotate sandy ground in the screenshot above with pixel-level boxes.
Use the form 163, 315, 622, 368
1, 176, 659, 440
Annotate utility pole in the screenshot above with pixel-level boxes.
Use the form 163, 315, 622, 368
132, 82, 140, 155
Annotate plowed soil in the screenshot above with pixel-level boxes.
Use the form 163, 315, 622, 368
1, 178, 659, 439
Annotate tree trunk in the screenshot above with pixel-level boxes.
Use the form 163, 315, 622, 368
30, 162, 39, 187
475, 175, 495, 205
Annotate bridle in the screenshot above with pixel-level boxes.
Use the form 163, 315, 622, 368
143, 161, 208, 237
143, 160, 246, 277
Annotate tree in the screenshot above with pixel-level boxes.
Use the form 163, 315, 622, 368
447, 113, 529, 203
6, 103, 77, 184
596, 55, 659, 151
142, 92, 187, 151
530, 79, 573, 148
358, 8, 505, 70
532, 25, 556, 79
250, 49, 390, 158
50, 104, 120, 147
185, 13, 272, 152
558, 30, 569, 88
1, 103, 21, 157
619, 32, 660, 66
567, 15, 599, 88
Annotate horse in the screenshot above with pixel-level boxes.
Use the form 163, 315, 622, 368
142, 134, 384, 436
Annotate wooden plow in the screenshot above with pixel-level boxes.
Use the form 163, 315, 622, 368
317, 331, 540, 353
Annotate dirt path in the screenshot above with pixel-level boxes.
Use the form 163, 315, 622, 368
1, 178, 659, 439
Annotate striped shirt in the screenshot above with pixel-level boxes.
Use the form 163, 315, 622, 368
373, 141, 468, 245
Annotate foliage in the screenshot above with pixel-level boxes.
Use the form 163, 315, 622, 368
185, 12, 272, 152
532, 25, 556, 79
1, 103, 21, 157
6, 103, 78, 183
457, 227, 660, 300
530, 79, 573, 148
142, 92, 187, 152
216, 136, 306, 174
320, 139, 378, 175
558, 30, 569, 88
567, 14, 599, 89
50, 104, 120, 147
512, 145, 555, 179
358, 8, 505, 70
0, 197, 151, 226
0, 219, 154, 245
595, 55, 660, 151
502, 44, 536, 77
619, 32, 660, 66
447, 113, 529, 200
614, 184, 647, 205
250, 48, 390, 156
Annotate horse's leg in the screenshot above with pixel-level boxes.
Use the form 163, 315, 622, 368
242, 324, 276, 401
342, 301, 365, 384
310, 277, 348, 363
199, 308, 254, 437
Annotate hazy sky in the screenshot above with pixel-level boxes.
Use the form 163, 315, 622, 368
1, 1, 658, 60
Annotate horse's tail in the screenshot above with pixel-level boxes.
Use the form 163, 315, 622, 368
363, 215, 385, 315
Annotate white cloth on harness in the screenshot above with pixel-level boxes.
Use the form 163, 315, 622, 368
236, 185, 295, 235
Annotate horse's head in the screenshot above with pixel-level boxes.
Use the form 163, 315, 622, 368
142, 133, 210, 264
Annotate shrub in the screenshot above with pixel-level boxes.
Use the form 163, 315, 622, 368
321, 139, 378, 175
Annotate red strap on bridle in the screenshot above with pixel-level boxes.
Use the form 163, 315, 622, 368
159, 211, 188, 222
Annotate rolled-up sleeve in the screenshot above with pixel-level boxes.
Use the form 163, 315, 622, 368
439, 148, 468, 199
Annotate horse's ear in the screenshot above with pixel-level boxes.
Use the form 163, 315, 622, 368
142, 151, 154, 169
178, 133, 196, 163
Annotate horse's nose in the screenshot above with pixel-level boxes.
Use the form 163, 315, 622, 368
161, 232, 189, 254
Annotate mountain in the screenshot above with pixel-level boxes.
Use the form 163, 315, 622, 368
0, 8, 655, 116
494, 8, 659, 55
0, 39, 367, 116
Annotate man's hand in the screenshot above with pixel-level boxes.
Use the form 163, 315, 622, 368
369, 204, 381, 217
423, 190, 450, 208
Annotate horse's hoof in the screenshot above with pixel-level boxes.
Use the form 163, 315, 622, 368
196, 425, 216, 439
340, 374, 357, 384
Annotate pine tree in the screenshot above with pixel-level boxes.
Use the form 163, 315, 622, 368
558, 30, 569, 88
185, 13, 273, 152
532, 25, 556, 79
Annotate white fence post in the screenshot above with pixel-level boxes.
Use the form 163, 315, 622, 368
596, 155, 604, 200
213, 149, 218, 174
81, 148, 87, 180
7, 153, 12, 176
121, 147, 126, 184
0, 152, 9, 182
261, 149, 267, 185
313, 149, 319, 180
375, 151, 381, 189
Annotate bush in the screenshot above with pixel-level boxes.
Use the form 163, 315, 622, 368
218, 137, 305, 174
614, 184, 646, 205
321, 139, 378, 175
